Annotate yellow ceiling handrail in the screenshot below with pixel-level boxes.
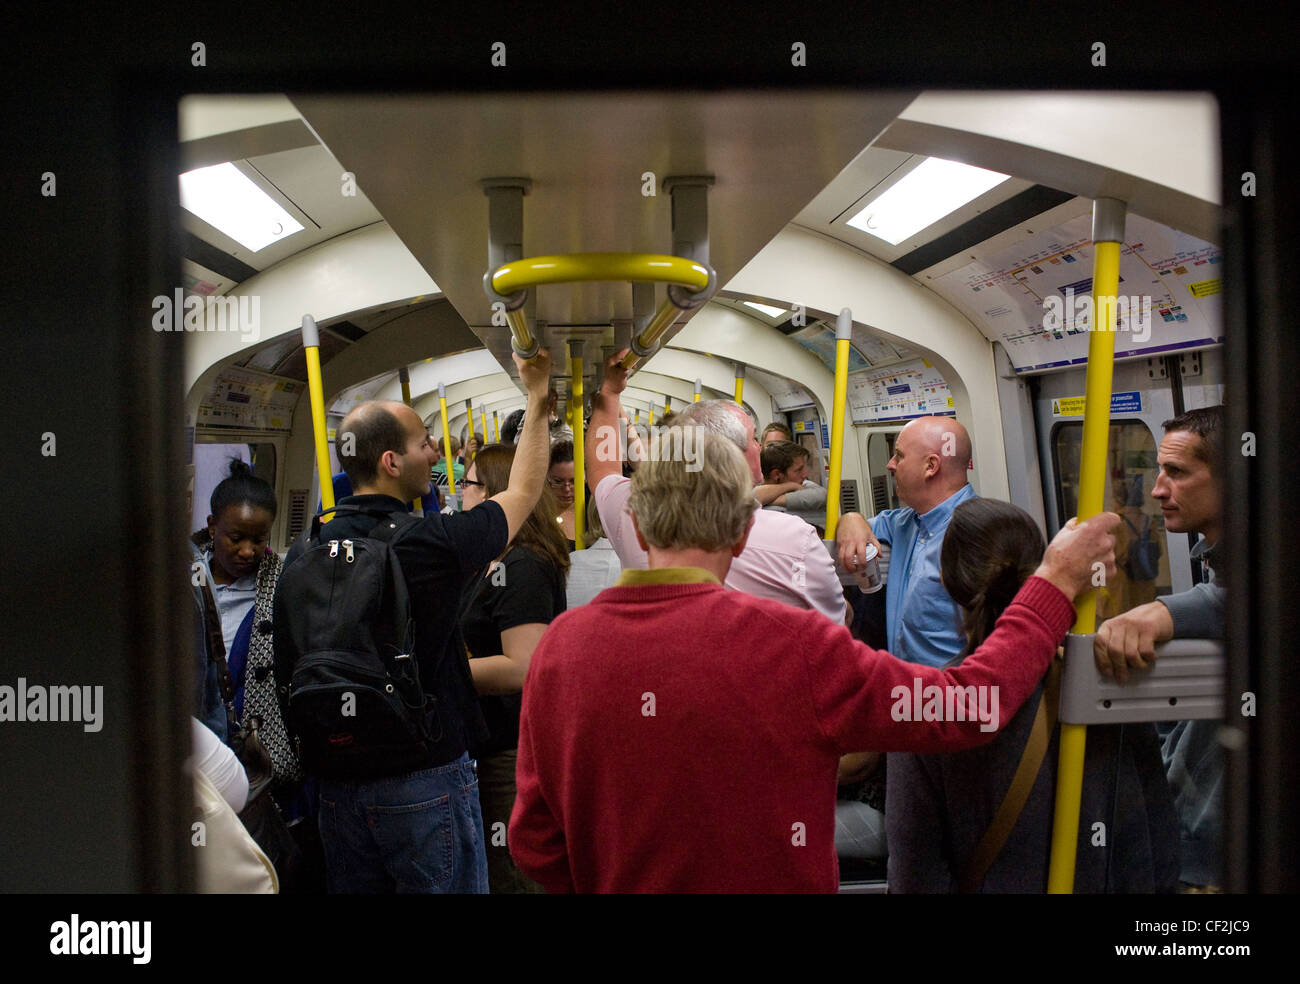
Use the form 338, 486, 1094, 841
491, 252, 709, 295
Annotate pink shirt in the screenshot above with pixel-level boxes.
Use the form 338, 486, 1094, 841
594, 474, 845, 622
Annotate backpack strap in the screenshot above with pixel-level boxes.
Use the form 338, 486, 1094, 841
958, 655, 1062, 893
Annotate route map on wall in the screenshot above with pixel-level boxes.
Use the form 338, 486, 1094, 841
848, 358, 954, 423
198, 367, 303, 431
928, 212, 1223, 373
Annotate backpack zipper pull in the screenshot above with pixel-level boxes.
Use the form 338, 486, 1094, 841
329, 540, 339, 558
343, 539, 355, 563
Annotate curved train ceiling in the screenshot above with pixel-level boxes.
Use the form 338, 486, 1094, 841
182, 90, 1222, 432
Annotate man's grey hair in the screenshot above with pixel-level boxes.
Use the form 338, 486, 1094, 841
672, 399, 748, 454
628, 428, 758, 552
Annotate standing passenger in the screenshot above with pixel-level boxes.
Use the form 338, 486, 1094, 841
586, 350, 846, 623
191, 458, 299, 788
275, 349, 554, 893
547, 439, 577, 549
835, 417, 977, 667
460, 443, 569, 893
886, 499, 1178, 892
508, 427, 1120, 892
1094, 406, 1226, 890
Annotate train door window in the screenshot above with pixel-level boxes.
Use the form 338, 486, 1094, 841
866, 431, 900, 513
1051, 422, 1170, 620
190, 442, 277, 534
796, 433, 823, 485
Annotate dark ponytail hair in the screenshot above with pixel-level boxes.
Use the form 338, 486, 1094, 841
940, 499, 1045, 658
210, 458, 277, 521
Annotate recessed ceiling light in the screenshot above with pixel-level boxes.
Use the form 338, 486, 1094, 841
179, 162, 304, 252
743, 301, 788, 319
846, 157, 1010, 246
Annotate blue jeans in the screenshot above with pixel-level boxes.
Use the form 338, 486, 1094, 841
317, 753, 488, 893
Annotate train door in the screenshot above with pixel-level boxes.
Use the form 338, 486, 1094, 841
1031, 350, 1224, 615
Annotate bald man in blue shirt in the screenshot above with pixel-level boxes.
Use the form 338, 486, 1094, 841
836, 416, 976, 668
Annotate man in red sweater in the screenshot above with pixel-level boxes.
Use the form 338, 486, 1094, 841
509, 428, 1118, 893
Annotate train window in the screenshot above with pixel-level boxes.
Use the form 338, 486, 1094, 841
1051, 422, 1171, 619
866, 432, 900, 513
189, 441, 277, 534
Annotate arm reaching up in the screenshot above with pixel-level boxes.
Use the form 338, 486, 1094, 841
585, 348, 631, 491
492, 348, 554, 543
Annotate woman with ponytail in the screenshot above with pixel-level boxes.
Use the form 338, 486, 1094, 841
885, 499, 1178, 892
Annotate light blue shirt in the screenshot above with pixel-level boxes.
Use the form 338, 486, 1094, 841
869, 484, 976, 667
204, 548, 257, 655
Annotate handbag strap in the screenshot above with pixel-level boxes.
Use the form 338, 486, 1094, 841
197, 570, 238, 727
198, 563, 273, 786
958, 656, 1062, 894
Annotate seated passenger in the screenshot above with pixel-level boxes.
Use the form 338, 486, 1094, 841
885, 499, 1179, 893
461, 443, 570, 893
508, 428, 1120, 893
548, 439, 576, 549
565, 499, 623, 608
755, 439, 828, 534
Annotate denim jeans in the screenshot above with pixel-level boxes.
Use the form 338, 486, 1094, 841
317, 753, 488, 893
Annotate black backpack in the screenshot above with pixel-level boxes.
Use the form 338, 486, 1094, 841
273, 507, 440, 779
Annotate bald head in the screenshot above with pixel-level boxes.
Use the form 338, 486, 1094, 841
337, 400, 419, 487
889, 416, 973, 513
907, 417, 971, 482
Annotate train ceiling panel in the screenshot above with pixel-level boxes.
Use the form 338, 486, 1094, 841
179, 96, 386, 280
743, 366, 815, 413
289, 90, 918, 378
793, 145, 1036, 265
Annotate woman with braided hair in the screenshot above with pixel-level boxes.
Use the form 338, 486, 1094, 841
885, 498, 1179, 893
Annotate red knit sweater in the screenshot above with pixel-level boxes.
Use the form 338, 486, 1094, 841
508, 573, 1075, 893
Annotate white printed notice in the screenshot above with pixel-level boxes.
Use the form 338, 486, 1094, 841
848, 358, 954, 423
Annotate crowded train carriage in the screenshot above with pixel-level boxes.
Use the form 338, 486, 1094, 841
7, 52, 1298, 913
165, 90, 1241, 895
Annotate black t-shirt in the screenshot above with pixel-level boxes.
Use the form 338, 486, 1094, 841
460, 544, 567, 756
303, 494, 508, 765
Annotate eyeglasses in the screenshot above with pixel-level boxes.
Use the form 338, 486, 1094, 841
460, 478, 486, 488
547, 478, 575, 489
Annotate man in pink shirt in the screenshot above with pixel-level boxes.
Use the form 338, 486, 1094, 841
586, 350, 847, 623
509, 427, 1119, 892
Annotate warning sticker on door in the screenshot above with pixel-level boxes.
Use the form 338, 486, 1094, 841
1051, 391, 1143, 416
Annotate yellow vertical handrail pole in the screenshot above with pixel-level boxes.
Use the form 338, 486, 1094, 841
493, 411, 501, 442
302, 315, 335, 515
569, 340, 586, 551
437, 382, 456, 497
648, 405, 655, 426
481, 410, 489, 445
825, 308, 852, 540
734, 364, 745, 405
694, 378, 701, 403
398, 366, 420, 512
664, 395, 671, 418
1047, 198, 1125, 894
465, 397, 476, 445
